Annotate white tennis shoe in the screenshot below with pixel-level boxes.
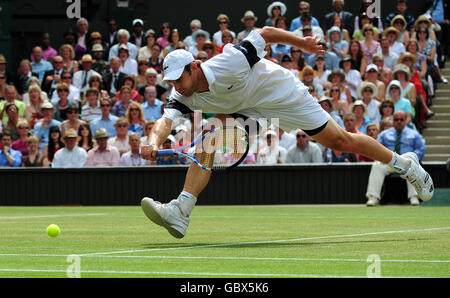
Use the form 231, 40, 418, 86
366, 196, 380, 207
400, 152, 434, 202
141, 197, 189, 239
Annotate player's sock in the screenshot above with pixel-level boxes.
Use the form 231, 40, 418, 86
388, 152, 411, 174
172, 191, 197, 217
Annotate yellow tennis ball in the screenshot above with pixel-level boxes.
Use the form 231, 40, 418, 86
46, 224, 60, 237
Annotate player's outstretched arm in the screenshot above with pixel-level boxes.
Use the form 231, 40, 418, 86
142, 116, 173, 160
257, 26, 325, 56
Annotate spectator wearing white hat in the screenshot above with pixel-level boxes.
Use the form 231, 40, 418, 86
352, 100, 372, 134
265, 1, 287, 27
130, 19, 145, 49
256, 130, 287, 165
32, 101, 62, 151
237, 11, 260, 43
363, 64, 386, 101
357, 82, 381, 125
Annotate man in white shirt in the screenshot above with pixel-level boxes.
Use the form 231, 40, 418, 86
286, 129, 323, 163
120, 133, 150, 166
52, 129, 87, 168
378, 38, 399, 71
72, 55, 100, 93
139, 26, 434, 239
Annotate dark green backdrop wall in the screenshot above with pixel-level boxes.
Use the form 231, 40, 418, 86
2, 0, 431, 72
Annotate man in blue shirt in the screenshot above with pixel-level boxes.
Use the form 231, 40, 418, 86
307, 43, 340, 71
142, 85, 163, 121
32, 102, 62, 151
290, 1, 320, 31
0, 130, 22, 167
90, 97, 118, 137
366, 110, 426, 206
31, 46, 53, 81
385, 0, 415, 31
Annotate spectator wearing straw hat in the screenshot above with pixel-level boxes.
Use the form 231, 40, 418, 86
357, 81, 381, 124
391, 14, 410, 45
72, 54, 101, 93
91, 44, 109, 76
237, 11, 260, 43
85, 128, 120, 167
51, 128, 87, 168
383, 27, 406, 57
265, 1, 287, 27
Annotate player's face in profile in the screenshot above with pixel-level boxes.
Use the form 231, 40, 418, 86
171, 68, 196, 97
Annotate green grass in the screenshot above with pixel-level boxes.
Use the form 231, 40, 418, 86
0, 205, 449, 278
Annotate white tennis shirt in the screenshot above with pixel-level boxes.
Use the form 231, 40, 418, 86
164, 30, 329, 132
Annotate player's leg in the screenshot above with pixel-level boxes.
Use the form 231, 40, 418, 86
311, 118, 433, 202
141, 114, 232, 238
311, 118, 393, 164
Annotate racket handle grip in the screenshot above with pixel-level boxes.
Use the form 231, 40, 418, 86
155, 149, 176, 157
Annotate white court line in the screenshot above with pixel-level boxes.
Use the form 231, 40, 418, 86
0, 213, 107, 220
82, 226, 450, 256
0, 253, 448, 264
0, 268, 424, 278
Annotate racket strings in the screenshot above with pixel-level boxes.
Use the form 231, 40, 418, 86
195, 127, 248, 170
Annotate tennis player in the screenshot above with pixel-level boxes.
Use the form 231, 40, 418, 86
141, 26, 434, 238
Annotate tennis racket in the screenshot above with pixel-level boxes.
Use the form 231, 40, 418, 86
156, 125, 250, 171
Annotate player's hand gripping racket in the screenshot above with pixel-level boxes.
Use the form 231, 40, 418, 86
156, 125, 250, 171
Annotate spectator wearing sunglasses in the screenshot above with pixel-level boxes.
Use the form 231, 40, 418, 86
213, 14, 236, 47
61, 103, 86, 138
53, 83, 74, 122
90, 97, 118, 138
286, 129, 323, 163
366, 110, 426, 206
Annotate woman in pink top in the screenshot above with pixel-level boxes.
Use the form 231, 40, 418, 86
359, 24, 379, 63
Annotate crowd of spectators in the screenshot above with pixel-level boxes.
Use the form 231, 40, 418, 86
0, 0, 448, 169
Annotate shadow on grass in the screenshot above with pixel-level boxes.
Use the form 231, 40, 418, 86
141, 237, 430, 250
